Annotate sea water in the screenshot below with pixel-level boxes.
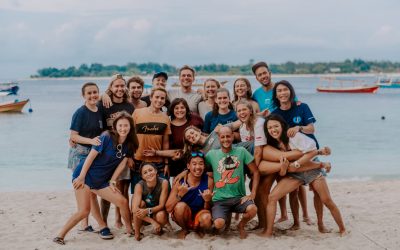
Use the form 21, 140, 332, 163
0, 75, 399, 191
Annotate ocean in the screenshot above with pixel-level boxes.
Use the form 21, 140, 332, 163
1, 75, 399, 191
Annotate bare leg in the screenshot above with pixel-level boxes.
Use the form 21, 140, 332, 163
89, 193, 107, 230
277, 176, 288, 223
259, 178, 302, 237
237, 204, 257, 239
153, 210, 168, 235
94, 187, 133, 235
298, 185, 313, 225
56, 186, 92, 239
115, 180, 130, 229
288, 189, 300, 230
313, 190, 330, 232
310, 177, 346, 236
100, 198, 111, 226
173, 202, 191, 239
197, 211, 212, 237
259, 174, 276, 229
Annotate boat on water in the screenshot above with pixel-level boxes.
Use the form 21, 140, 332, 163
376, 78, 400, 88
316, 77, 379, 94
0, 82, 19, 95
0, 99, 30, 112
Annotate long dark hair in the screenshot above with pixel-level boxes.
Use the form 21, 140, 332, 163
212, 88, 234, 116
182, 125, 206, 158
272, 80, 296, 108
168, 98, 192, 121
111, 111, 138, 154
264, 114, 289, 150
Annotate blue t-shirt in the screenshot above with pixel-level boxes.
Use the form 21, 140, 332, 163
272, 103, 319, 148
70, 105, 104, 148
72, 132, 128, 189
253, 87, 276, 112
180, 174, 209, 216
203, 109, 238, 133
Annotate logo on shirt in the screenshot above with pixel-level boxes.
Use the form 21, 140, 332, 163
293, 116, 302, 124
215, 155, 240, 188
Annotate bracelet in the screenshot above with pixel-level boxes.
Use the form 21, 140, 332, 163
294, 161, 301, 169
109, 180, 117, 186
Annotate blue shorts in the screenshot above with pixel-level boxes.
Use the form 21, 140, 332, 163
212, 197, 255, 221
288, 168, 323, 185
67, 144, 90, 171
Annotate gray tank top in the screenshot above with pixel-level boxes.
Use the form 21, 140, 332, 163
139, 177, 163, 208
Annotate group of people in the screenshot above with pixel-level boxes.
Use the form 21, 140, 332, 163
53, 62, 346, 245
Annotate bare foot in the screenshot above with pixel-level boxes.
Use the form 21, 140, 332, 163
177, 229, 188, 239
339, 229, 347, 237
196, 230, 205, 238
115, 221, 123, 229
303, 217, 313, 226
234, 213, 240, 221
237, 222, 248, 239
319, 147, 331, 156
288, 223, 300, 231
318, 224, 333, 233
280, 162, 288, 176
322, 162, 332, 173
274, 216, 288, 224
257, 230, 273, 238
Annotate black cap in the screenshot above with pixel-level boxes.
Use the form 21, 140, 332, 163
152, 72, 168, 80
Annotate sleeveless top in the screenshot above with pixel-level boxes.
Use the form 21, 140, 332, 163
139, 177, 164, 208
180, 174, 209, 215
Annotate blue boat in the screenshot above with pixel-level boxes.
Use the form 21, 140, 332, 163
0, 82, 19, 95
377, 78, 400, 88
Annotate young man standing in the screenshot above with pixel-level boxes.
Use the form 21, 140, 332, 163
168, 65, 202, 114
205, 126, 259, 239
252, 61, 276, 113
98, 74, 134, 228
132, 87, 171, 188
127, 76, 147, 109
165, 151, 213, 239
141, 72, 170, 112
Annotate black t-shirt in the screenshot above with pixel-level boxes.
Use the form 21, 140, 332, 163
70, 105, 104, 148
97, 101, 134, 130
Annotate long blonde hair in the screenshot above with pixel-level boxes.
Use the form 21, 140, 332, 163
235, 99, 256, 133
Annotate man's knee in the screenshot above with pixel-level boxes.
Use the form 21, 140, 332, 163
214, 218, 226, 229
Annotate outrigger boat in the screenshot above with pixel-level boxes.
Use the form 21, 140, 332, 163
0, 99, 30, 112
317, 77, 379, 94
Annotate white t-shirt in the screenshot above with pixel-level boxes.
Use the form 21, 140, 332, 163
289, 132, 317, 153
253, 117, 267, 147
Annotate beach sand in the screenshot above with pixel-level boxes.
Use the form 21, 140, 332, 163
1, 179, 399, 250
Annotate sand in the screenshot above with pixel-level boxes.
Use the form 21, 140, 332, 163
1, 179, 399, 250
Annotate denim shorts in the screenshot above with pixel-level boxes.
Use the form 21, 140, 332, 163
212, 197, 255, 221
288, 168, 323, 185
67, 144, 90, 171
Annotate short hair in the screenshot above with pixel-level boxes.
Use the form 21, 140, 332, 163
127, 76, 144, 89
252, 61, 270, 74
150, 87, 167, 98
81, 82, 98, 96
179, 65, 196, 77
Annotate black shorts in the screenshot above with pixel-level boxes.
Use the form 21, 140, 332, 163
212, 197, 254, 221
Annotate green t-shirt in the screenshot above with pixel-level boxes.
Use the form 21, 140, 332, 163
205, 147, 254, 202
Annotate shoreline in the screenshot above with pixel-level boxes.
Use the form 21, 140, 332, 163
1, 179, 399, 249
18, 72, 400, 81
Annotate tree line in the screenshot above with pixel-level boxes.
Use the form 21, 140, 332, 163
32, 59, 400, 78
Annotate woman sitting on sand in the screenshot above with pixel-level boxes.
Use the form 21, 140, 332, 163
259, 114, 346, 237
53, 112, 138, 245
132, 162, 169, 241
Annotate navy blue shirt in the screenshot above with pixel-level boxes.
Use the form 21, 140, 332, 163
203, 109, 237, 133
180, 174, 209, 216
72, 132, 128, 189
272, 103, 319, 148
70, 105, 104, 148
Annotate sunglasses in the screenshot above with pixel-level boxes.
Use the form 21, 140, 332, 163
116, 144, 126, 159
191, 151, 204, 158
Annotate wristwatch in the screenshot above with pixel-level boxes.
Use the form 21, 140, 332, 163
299, 126, 303, 132
147, 208, 153, 216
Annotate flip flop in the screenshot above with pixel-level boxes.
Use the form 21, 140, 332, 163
53, 237, 65, 245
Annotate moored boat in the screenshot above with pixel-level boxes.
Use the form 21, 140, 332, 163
0, 82, 19, 95
377, 78, 400, 88
316, 85, 379, 93
0, 99, 29, 112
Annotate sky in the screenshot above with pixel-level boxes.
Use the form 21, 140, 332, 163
1, 0, 400, 78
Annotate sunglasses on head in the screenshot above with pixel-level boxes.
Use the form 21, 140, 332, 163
191, 151, 204, 158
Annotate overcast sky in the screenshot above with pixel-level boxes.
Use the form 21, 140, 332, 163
1, 0, 399, 78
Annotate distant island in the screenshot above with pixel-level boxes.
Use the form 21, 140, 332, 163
31, 59, 400, 78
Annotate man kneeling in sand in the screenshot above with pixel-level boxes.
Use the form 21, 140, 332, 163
166, 151, 214, 239
205, 126, 260, 239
